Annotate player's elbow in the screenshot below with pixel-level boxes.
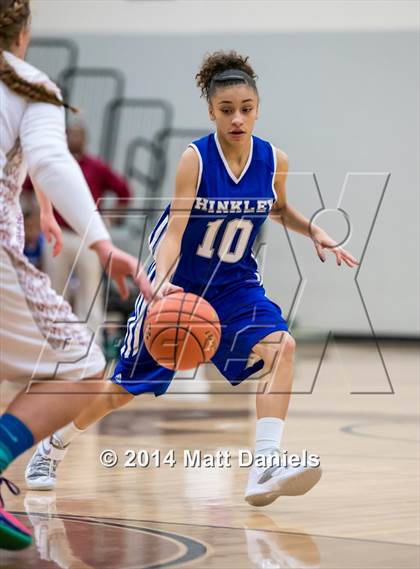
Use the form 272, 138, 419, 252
276, 149, 289, 170
27, 150, 74, 185
269, 203, 285, 222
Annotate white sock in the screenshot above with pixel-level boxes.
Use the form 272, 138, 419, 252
52, 422, 84, 448
255, 417, 284, 455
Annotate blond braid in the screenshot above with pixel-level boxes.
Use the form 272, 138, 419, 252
0, 0, 77, 112
0, 0, 28, 30
0, 50, 77, 111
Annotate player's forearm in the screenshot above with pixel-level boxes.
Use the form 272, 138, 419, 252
34, 186, 53, 217
30, 156, 110, 247
272, 203, 318, 238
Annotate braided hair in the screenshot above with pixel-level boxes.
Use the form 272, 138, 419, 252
0, 0, 76, 111
196, 50, 258, 102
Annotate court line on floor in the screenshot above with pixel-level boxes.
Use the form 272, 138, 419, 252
340, 420, 419, 443
14, 512, 208, 569
15, 511, 417, 550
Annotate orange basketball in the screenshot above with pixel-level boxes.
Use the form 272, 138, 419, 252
143, 292, 221, 370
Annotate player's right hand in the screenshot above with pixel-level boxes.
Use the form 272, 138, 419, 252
151, 280, 184, 304
91, 240, 152, 301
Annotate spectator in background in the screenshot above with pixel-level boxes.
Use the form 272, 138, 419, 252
23, 210, 44, 270
23, 122, 132, 343
21, 187, 63, 270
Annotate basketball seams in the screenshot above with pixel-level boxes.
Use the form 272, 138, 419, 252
144, 292, 221, 370
146, 314, 221, 345
173, 292, 187, 369
176, 293, 205, 365
183, 326, 206, 363
148, 325, 204, 370
145, 312, 221, 341
147, 294, 220, 322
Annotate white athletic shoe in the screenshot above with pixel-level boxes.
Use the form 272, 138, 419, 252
244, 449, 322, 507
25, 438, 68, 491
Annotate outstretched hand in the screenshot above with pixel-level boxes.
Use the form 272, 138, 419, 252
92, 240, 152, 301
312, 228, 359, 268
40, 210, 63, 257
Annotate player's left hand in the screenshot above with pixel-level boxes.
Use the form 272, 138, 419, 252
40, 210, 63, 257
312, 228, 359, 267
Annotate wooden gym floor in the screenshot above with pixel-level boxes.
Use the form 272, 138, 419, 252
1, 339, 419, 568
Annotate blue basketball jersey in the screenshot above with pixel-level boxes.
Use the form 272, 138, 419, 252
148, 132, 277, 287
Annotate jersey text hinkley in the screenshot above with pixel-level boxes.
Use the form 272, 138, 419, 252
193, 197, 274, 214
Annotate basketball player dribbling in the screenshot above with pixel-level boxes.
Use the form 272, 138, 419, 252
26, 51, 358, 508
0, 0, 151, 550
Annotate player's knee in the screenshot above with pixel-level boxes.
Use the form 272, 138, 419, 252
266, 332, 295, 361
105, 390, 133, 412
254, 332, 295, 362
267, 332, 295, 355
281, 333, 296, 356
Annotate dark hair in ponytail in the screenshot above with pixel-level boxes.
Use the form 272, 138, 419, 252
196, 50, 258, 102
0, 0, 76, 111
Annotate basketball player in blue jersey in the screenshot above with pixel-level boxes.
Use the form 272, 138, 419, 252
26, 51, 358, 506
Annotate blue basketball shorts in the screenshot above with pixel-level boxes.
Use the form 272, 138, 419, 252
112, 271, 289, 396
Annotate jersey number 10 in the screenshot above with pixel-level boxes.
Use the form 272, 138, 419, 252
196, 219, 254, 264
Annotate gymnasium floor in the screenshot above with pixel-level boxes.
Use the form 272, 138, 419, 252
1, 340, 419, 568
